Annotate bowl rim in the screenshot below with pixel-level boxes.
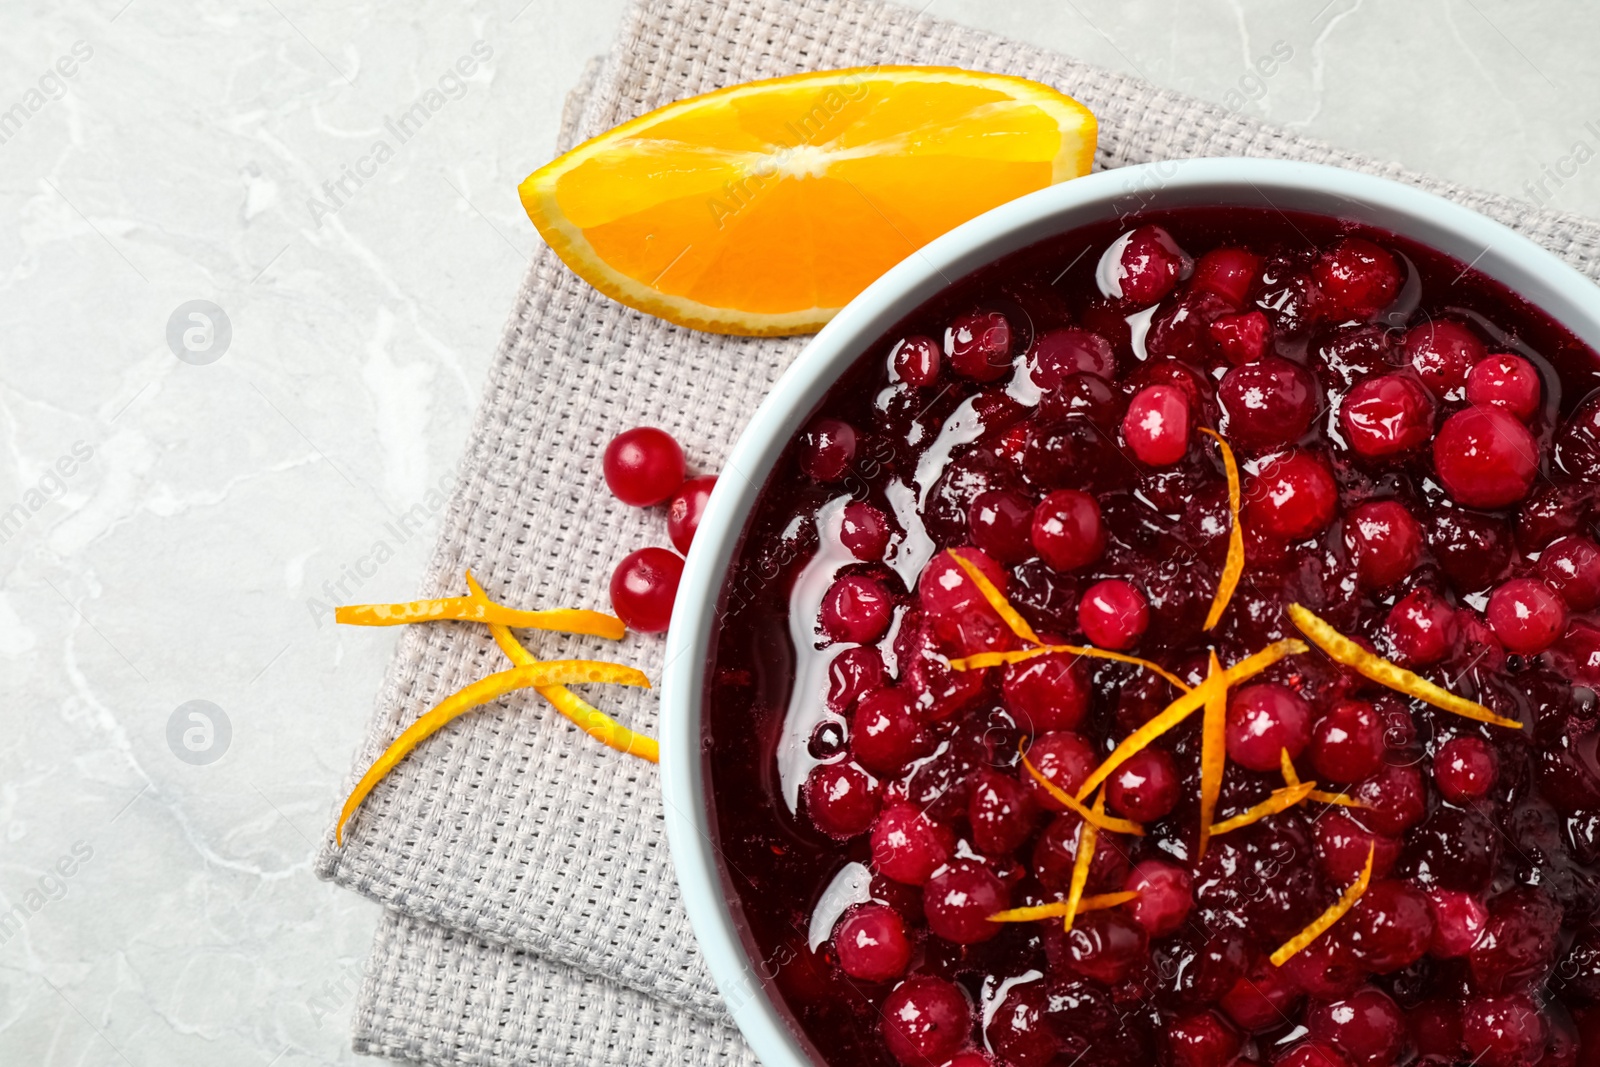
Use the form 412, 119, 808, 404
659, 156, 1600, 1067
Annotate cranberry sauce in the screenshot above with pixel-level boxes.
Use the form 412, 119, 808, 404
703, 206, 1600, 1067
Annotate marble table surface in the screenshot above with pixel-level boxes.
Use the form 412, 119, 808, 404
2, 1, 1596, 1063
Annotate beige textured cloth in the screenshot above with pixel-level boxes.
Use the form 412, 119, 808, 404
318, 0, 1600, 1063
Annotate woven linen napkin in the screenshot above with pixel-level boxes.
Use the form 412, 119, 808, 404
319, 0, 1600, 1063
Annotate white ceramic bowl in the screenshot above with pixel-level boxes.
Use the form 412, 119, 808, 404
659, 157, 1600, 1067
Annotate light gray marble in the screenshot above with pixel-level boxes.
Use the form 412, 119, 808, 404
0, 1, 1595, 1064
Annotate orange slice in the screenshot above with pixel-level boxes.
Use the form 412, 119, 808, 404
520, 67, 1098, 335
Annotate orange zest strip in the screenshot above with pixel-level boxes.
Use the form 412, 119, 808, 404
988, 891, 1138, 924
1075, 638, 1308, 803
1062, 793, 1103, 931
1199, 428, 1244, 632
1198, 651, 1228, 860
1279, 748, 1301, 787
1270, 843, 1376, 967
947, 549, 1043, 646
1287, 603, 1522, 730
335, 659, 651, 844
1308, 789, 1366, 808
466, 573, 659, 764
1019, 741, 1145, 836
1210, 781, 1318, 836
335, 596, 625, 641
951, 644, 1192, 693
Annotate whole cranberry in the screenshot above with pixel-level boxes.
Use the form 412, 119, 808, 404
1427, 888, 1489, 958
968, 490, 1034, 565
1339, 373, 1435, 458
891, 334, 942, 386
1434, 405, 1539, 508
1556, 391, 1600, 478
1122, 384, 1192, 466
1338, 879, 1434, 973
1406, 319, 1487, 399
1385, 588, 1457, 667
1219, 959, 1301, 1032
1225, 683, 1312, 771
1306, 986, 1406, 1067
1342, 500, 1423, 590
841, 501, 891, 561
1033, 813, 1130, 892
918, 547, 1008, 651
827, 645, 885, 713
798, 417, 858, 482
1460, 993, 1547, 1067
968, 769, 1037, 854
1105, 747, 1180, 821
1468, 887, 1562, 994
603, 426, 685, 505
1313, 809, 1401, 884
1410, 999, 1464, 1061
880, 975, 973, 1066
1351, 763, 1427, 835
1434, 736, 1498, 802
1428, 506, 1514, 591
1125, 859, 1193, 937
1314, 237, 1401, 319
1467, 353, 1541, 420
666, 475, 717, 553
870, 803, 955, 885
985, 981, 1057, 1067
1166, 1010, 1241, 1067
1219, 357, 1317, 452
946, 311, 1014, 382
1192, 247, 1261, 307
819, 573, 894, 644
924, 860, 1008, 944
803, 762, 881, 838
1058, 908, 1148, 984
899, 610, 988, 721
834, 903, 913, 981
1078, 579, 1149, 650
1485, 578, 1566, 655
1030, 327, 1116, 385
1208, 310, 1271, 363
1559, 623, 1600, 686
1020, 731, 1097, 811
1540, 535, 1600, 610
1309, 698, 1387, 783
1002, 652, 1089, 734
1274, 1043, 1354, 1067
609, 546, 683, 633
1243, 450, 1338, 541
1030, 489, 1105, 572
852, 689, 931, 777
1104, 224, 1190, 305
1037, 371, 1122, 429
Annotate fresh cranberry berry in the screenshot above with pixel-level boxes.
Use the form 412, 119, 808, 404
1306, 987, 1405, 1067
798, 417, 858, 482
603, 426, 686, 506
1314, 811, 1400, 885
1243, 450, 1338, 541
968, 769, 1036, 854
1220, 959, 1301, 1032
1314, 237, 1402, 319
918, 547, 1005, 618
803, 762, 881, 839
1338, 879, 1434, 973
1030, 327, 1116, 385
1030, 489, 1105, 572
1406, 319, 1488, 399
1105, 747, 1180, 822
1467, 353, 1541, 420
1540, 535, 1600, 610
841, 501, 891, 561
946, 311, 1013, 382
1351, 762, 1427, 835
820, 573, 893, 644
880, 974, 972, 1066
1274, 1043, 1354, 1067
1122, 384, 1192, 466
1485, 577, 1566, 655
1225, 682, 1312, 771
1059, 908, 1149, 984
968, 490, 1035, 565
1309, 699, 1387, 783
1426, 887, 1489, 958
666, 475, 716, 553
1192, 246, 1261, 307
609, 546, 683, 633
1166, 1010, 1241, 1067
1125, 859, 1192, 937
1385, 588, 1457, 667
1102, 224, 1190, 305
1002, 652, 1090, 733
1078, 579, 1149, 650
924, 860, 1008, 944
1460, 994, 1548, 1067
827, 645, 885, 713
851, 689, 930, 777
870, 803, 955, 885
834, 902, 912, 981
1218, 357, 1316, 452
1339, 373, 1435, 458
985, 982, 1056, 1067
891, 335, 942, 387
1020, 731, 1097, 811
1208, 310, 1271, 364
1342, 499, 1423, 589
1434, 405, 1539, 508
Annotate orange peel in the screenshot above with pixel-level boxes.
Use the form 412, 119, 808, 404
951, 644, 1191, 693
335, 596, 625, 640
1270, 842, 1375, 967
1287, 603, 1521, 730
1209, 781, 1318, 836
988, 890, 1138, 924
1198, 651, 1228, 860
1019, 741, 1145, 836
1061, 792, 1104, 931
1280, 748, 1362, 808
1199, 428, 1244, 632
947, 549, 1043, 645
